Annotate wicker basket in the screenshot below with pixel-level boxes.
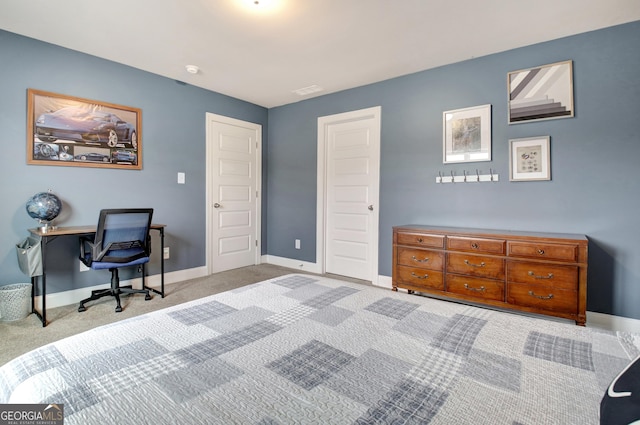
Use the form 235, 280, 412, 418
0, 283, 32, 322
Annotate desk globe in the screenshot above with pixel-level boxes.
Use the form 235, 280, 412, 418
26, 191, 62, 232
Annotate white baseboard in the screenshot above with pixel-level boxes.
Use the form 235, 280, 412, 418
261, 255, 322, 274
36, 260, 640, 334
586, 311, 640, 333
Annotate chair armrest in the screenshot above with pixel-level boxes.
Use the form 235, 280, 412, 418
79, 235, 94, 266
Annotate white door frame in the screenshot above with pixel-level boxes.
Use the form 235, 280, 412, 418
316, 106, 381, 284
205, 112, 262, 275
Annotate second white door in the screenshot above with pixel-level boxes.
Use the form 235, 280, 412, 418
318, 107, 381, 282
206, 113, 261, 274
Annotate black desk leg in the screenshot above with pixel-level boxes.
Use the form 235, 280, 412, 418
160, 227, 164, 297
32, 235, 48, 327
144, 227, 165, 298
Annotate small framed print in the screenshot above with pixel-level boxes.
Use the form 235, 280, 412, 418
443, 104, 492, 164
509, 136, 551, 181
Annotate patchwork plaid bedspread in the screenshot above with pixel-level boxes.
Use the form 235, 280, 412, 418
0, 274, 637, 424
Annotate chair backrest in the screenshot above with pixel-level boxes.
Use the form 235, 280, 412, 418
92, 208, 153, 263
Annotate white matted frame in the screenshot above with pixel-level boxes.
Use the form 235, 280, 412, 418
443, 104, 491, 164
509, 136, 551, 181
508, 60, 573, 124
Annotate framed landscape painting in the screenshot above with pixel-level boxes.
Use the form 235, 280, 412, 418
27, 89, 142, 170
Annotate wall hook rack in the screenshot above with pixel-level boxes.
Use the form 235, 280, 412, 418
436, 168, 499, 183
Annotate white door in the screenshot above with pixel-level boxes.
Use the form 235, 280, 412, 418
317, 107, 381, 283
206, 113, 261, 274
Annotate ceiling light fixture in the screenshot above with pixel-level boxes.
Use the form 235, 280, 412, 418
185, 65, 199, 74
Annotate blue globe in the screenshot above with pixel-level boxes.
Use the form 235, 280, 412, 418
26, 192, 62, 223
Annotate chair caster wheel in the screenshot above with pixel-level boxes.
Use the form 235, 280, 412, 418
115, 306, 122, 313
78, 305, 86, 312
145, 294, 151, 301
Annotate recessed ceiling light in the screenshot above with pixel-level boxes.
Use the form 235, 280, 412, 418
238, 0, 282, 13
185, 65, 199, 74
292, 85, 324, 96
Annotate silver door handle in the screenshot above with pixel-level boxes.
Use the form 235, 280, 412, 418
368, 205, 374, 211
214, 203, 221, 208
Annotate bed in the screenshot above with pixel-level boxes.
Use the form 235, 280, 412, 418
0, 274, 637, 424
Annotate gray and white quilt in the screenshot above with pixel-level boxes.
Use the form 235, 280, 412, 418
0, 274, 637, 424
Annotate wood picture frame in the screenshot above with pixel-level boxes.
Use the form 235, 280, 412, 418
508, 60, 573, 124
509, 136, 551, 181
27, 89, 142, 170
443, 104, 492, 164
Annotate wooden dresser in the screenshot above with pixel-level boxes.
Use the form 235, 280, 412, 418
392, 225, 588, 325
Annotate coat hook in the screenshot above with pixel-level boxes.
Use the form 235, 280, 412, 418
463, 170, 468, 182
438, 171, 442, 183
451, 170, 455, 183
489, 168, 494, 181
476, 169, 480, 180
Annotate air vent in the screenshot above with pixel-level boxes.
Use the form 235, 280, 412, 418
292, 85, 323, 96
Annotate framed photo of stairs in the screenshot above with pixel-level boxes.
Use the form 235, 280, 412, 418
508, 60, 574, 124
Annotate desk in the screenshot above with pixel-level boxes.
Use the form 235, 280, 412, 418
28, 224, 166, 327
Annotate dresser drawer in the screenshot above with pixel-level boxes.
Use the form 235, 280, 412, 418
507, 283, 577, 314
397, 247, 444, 270
446, 253, 505, 279
446, 274, 505, 302
507, 261, 578, 290
507, 241, 579, 262
396, 266, 444, 290
447, 236, 506, 254
396, 232, 445, 249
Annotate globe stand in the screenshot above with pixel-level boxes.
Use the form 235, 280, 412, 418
37, 220, 57, 233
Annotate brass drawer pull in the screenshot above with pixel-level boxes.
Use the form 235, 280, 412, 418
528, 271, 554, 279
417, 238, 424, 243
471, 243, 479, 249
464, 284, 485, 292
411, 255, 430, 263
537, 249, 545, 255
528, 290, 553, 300
411, 272, 429, 279
464, 259, 485, 268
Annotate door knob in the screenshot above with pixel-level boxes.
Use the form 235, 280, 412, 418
214, 203, 221, 208
368, 205, 374, 211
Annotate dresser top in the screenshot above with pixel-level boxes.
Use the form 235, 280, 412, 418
393, 224, 588, 242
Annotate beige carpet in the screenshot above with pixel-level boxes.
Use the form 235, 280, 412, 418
0, 264, 306, 367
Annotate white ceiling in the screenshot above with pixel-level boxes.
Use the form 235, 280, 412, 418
2, 0, 640, 108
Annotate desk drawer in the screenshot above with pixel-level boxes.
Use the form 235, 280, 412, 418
446, 253, 505, 280
397, 247, 444, 271
446, 274, 505, 302
396, 266, 444, 290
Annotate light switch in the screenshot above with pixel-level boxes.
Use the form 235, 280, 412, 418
177, 172, 186, 184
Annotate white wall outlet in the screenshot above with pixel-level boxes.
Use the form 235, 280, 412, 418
163, 247, 170, 259
295, 239, 301, 249
79, 260, 89, 272
177, 172, 186, 184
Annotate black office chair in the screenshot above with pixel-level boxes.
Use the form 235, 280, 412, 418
78, 208, 154, 313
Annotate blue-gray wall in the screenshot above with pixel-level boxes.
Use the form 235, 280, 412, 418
0, 30, 268, 294
2, 21, 640, 320
267, 21, 640, 320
